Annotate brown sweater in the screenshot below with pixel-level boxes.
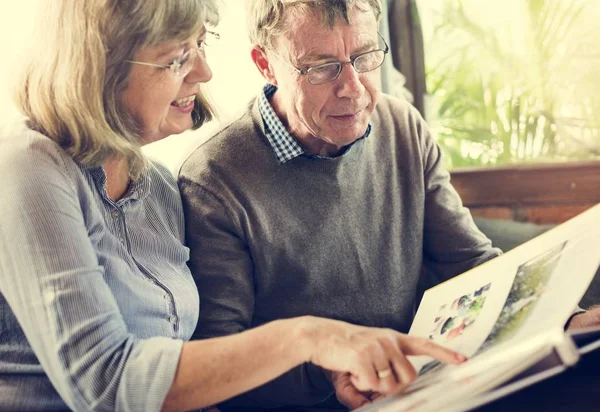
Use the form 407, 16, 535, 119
178, 93, 501, 410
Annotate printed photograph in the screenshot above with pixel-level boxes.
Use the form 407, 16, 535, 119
476, 241, 568, 354
417, 282, 492, 376
427, 282, 492, 343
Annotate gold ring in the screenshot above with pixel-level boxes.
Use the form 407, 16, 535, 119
377, 368, 392, 379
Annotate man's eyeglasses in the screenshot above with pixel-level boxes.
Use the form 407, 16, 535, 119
268, 33, 389, 85
126, 31, 220, 78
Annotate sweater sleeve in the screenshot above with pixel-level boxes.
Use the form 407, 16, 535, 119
178, 175, 334, 408
419, 120, 502, 284
0, 138, 182, 412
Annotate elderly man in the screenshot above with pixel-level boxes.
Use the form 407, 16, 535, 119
178, 0, 501, 410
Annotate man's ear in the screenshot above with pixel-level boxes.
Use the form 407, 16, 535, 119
251, 46, 277, 85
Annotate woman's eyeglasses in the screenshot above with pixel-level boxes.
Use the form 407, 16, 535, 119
126, 31, 220, 78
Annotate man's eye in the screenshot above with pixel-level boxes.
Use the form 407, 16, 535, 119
311, 63, 338, 74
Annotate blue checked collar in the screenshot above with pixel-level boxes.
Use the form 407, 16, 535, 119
258, 84, 371, 164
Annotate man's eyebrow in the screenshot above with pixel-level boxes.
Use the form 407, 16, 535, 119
296, 40, 379, 66
352, 40, 378, 55
296, 52, 337, 65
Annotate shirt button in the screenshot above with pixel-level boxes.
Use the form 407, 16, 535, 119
164, 294, 170, 301
147, 278, 156, 285
168, 315, 177, 324
111, 211, 120, 219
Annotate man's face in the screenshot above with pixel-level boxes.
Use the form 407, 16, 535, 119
267, 7, 382, 156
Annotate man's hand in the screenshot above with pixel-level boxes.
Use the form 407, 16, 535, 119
567, 306, 600, 330
328, 371, 383, 410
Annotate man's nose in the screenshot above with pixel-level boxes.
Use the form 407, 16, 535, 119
335, 63, 365, 99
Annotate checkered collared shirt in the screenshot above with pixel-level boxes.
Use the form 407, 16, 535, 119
257, 84, 371, 164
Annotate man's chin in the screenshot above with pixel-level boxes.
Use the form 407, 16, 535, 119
326, 126, 369, 145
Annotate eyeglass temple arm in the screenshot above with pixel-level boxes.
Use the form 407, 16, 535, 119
124, 60, 169, 69
264, 47, 304, 75
377, 31, 390, 53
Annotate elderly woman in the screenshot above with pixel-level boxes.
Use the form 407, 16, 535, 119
0, 0, 463, 411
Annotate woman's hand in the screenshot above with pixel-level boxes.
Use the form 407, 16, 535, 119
295, 316, 465, 408
164, 316, 464, 411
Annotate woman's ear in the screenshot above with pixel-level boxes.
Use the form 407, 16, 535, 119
251, 46, 277, 85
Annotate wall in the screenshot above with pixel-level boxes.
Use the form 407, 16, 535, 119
451, 162, 600, 224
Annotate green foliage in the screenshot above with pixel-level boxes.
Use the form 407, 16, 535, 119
425, 0, 600, 168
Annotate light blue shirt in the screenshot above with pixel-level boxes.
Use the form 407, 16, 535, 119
0, 120, 199, 411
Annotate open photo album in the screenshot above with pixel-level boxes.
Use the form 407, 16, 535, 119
358, 203, 600, 412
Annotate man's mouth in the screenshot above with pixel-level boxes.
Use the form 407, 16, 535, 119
330, 110, 362, 120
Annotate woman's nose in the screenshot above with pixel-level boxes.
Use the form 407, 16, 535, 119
185, 52, 213, 84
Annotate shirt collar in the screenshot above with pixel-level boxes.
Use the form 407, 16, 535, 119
258, 84, 305, 164
257, 84, 371, 164
87, 164, 152, 205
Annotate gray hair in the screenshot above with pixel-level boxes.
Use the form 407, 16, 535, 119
247, 0, 382, 49
14, 0, 219, 179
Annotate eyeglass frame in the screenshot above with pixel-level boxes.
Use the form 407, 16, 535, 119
125, 31, 220, 77
267, 32, 389, 85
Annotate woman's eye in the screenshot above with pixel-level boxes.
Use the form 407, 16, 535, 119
175, 52, 190, 66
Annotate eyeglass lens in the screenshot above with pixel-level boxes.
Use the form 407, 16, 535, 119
172, 33, 216, 77
307, 50, 385, 84
171, 49, 198, 77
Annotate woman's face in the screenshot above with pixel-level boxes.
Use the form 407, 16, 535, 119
121, 28, 213, 144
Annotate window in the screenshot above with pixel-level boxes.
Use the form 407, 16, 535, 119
6, 1, 599, 171
418, 0, 600, 168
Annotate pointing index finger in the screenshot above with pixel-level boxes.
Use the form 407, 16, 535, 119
399, 336, 467, 364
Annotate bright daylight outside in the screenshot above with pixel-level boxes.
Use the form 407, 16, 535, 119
2, 0, 600, 170
418, 0, 600, 168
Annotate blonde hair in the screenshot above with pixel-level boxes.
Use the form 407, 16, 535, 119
14, 0, 219, 179
247, 0, 382, 49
